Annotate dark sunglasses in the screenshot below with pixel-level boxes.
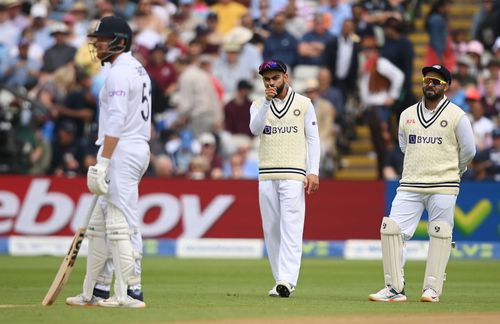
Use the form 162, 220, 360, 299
422, 76, 447, 86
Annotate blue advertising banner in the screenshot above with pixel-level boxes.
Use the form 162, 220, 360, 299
385, 181, 500, 241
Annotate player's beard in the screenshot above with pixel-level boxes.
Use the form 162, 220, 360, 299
423, 88, 442, 101
275, 82, 285, 97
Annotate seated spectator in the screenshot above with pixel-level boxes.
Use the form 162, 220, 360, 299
153, 154, 175, 178
263, 12, 298, 68
224, 79, 254, 137
297, 13, 333, 66
1, 38, 41, 90
210, 0, 248, 35
473, 128, 500, 181
302, 78, 337, 177
467, 87, 495, 151
29, 124, 52, 175
212, 40, 254, 102
197, 132, 224, 179
49, 121, 86, 177
481, 77, 500, 120
41, 23, 77, 73
55, 68, 96, 138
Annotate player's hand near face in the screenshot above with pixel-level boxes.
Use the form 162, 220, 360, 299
265, 85, 277, 101
304, 174, 319, 194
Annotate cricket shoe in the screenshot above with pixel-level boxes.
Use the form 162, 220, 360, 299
420, 288, 439, 303
275, 280, 295, 298
98, 295, 146, 308
268, 285, 279, 297
66, 288, 109, 306
368, 286, 407, 302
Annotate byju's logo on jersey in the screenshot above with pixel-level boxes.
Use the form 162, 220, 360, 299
262, 125, 298, 135
409, 134, 443, 144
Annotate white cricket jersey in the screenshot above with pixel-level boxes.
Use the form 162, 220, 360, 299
96, 52, 151, 145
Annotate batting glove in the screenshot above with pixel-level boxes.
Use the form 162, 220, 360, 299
87, 157, 110, 195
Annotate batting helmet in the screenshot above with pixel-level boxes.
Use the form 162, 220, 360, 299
87, 16, 132, 61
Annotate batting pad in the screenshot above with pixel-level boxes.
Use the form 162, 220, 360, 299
107, 204, 135, 304
83, 206, 110, 300
423, 221, 452, 295
380, 217, 405, 293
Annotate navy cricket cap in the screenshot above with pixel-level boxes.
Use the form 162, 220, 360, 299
258, 60, 287, 75
422, 64, 452, 85
88, 16, 132, 50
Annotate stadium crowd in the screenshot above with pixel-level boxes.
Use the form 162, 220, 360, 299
0, 0, 499, 181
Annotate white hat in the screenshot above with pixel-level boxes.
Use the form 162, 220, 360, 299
222, 40, 241, 52
224, 26, 253, 45
30, 3, 47, 18
50, 23, 70, 35
198, 132, 216, 145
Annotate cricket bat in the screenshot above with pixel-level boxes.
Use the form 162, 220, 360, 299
42, 195, 98, 306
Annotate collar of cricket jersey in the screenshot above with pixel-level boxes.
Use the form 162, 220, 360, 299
417, 95, 450, 129
270, 86, 295, 119
111, 51, 132, 67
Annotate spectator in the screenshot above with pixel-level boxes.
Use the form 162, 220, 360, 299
1, 38, 41, 89
0, 3, 20, 50
197, 132, 224, 178
30, 3, 53, 51
481, 76, 500, 120
49, 121, 86, 177
319, 0, 353, 37
152, 154, 175, 177
41, 23, 77, 73
297, 13, 333, 66
29, 124, 52, 175
55, 68, 96, 138
174, 55, 223, 136
474, 128, 500, 181
263, 12, 298, 68
473, 0, 499, 51
454, 55, 477, 86
212, 40, 254, 101
467, 87, 495, 151
424, 0, 455, 69
224, 79, 254, 137
381, 17, 415, 125
466, 40, 485, 78
210, 0, 248, 35
145, 44, 177, 112
302, 78, 337, 177
358, 34, 404, 179
322, 18, 360, 105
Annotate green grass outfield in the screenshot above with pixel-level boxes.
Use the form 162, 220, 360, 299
1, 256, 499, 323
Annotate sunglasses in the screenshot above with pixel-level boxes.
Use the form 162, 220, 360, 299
422, 76, 447, 86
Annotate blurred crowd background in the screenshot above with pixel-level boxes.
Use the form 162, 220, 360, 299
0, 0, 499, 181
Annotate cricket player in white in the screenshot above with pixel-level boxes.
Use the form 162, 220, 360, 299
250, 60, 320, 297
369, 65, 475, 303
66, 16, 151, 308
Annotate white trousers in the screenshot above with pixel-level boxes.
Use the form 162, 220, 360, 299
259, 180, 305, 286
96, 140, 150, 289
389, 190, 456, 266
